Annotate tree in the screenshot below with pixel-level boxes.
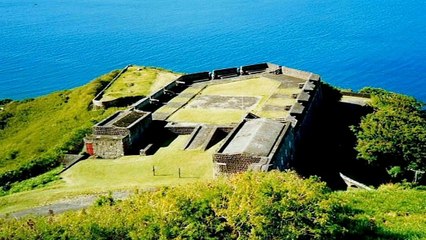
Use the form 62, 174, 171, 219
352, 88, 426, 182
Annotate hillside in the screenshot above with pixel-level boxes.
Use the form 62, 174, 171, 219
0, 66, 180, 188
0, 66, 424, 239
0, 70, 119, 186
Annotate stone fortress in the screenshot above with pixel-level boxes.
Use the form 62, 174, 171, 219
84, 63, 322, 176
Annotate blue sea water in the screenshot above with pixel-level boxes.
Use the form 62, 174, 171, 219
0, 0, 425, 101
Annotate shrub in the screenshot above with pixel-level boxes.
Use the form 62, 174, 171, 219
0, 171, 375, 239
352, 88, 426, 182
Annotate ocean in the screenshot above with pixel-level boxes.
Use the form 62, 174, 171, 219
1, 0, 425, 101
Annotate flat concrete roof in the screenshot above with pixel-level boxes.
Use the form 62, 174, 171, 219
222, 118, 285, 156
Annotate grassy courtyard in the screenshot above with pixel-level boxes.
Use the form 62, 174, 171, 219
101, 66, 181, 101
164, 76, 301, 124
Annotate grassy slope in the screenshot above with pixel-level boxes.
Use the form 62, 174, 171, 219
0, 135, 215, 214
0, 71, 120, 175
336, 186, 426, 239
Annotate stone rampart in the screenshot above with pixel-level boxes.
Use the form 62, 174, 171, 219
166, 126, 197, 135
213, 67, 240, 79
213, 153, 262, 175
281, 66, 312, 80
92, 65, 131, 108
93, 127, 129, 136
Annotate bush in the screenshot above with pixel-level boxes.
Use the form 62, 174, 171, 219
352, 88, 426, 182
0, 167, 62, 196
0, 171, 376, 239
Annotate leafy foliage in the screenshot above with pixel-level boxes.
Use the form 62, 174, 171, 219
0, 99, 13, 106
0, 171, 374, 239
94, 192, 116, 207
0, 70, 121, 185
352, 88, 426, 181
0, 167, 62, 196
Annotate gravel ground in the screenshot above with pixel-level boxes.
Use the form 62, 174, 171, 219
1, 191, 132, 219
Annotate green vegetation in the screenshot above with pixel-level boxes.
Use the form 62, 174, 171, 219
0, 99, 13, 107
336, 184, 426, 239
2, 172, 425, 239
201, 77, 280, 96
0, 70, 121, 187
352, 88, 426, 181
101, 66, 180, 101
0, 167, 62, 197
0, 171, 379, 239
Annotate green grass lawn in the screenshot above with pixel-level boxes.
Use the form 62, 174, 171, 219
0, 135, 215, 214
336, 185, 426, 239
201, 77, 280, 96
168, 108, 247, 124
101, 67, 181, 101
166, 77, 281, 124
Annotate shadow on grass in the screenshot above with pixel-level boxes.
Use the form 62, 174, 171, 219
153, 174, 173, 177
178, 176, 200, 179
134, 122, 179, 155
337, 205, 411, 240
294, 84, 390, 190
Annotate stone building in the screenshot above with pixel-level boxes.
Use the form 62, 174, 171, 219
84, 110, 152, 158
213, 118, 294, 176
85, 62, 322, 176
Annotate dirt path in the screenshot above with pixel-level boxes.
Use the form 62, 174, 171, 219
1, 191, 132, 218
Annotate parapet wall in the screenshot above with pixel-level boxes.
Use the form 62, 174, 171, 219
287, 74, 322, 128
92, 65, 131, 108
282, 66, 316, 81
93, 127, 129, 136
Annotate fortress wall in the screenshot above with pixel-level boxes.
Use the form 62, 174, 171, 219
85, 136, 130, 159
132, 78, 186, 111
270, 127, 295, 170
166, 126, 197, 135
98, 96, 144, 109
178, 72, 211, 84
212, 67, 240, 79
241, 63, 269, 74
282, 67, 312, 80
93, 127, 129, 136
213, 153, 262, 176
296, 81, 322, 136
127, 113, 153, 147
92, 65, 131, 108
